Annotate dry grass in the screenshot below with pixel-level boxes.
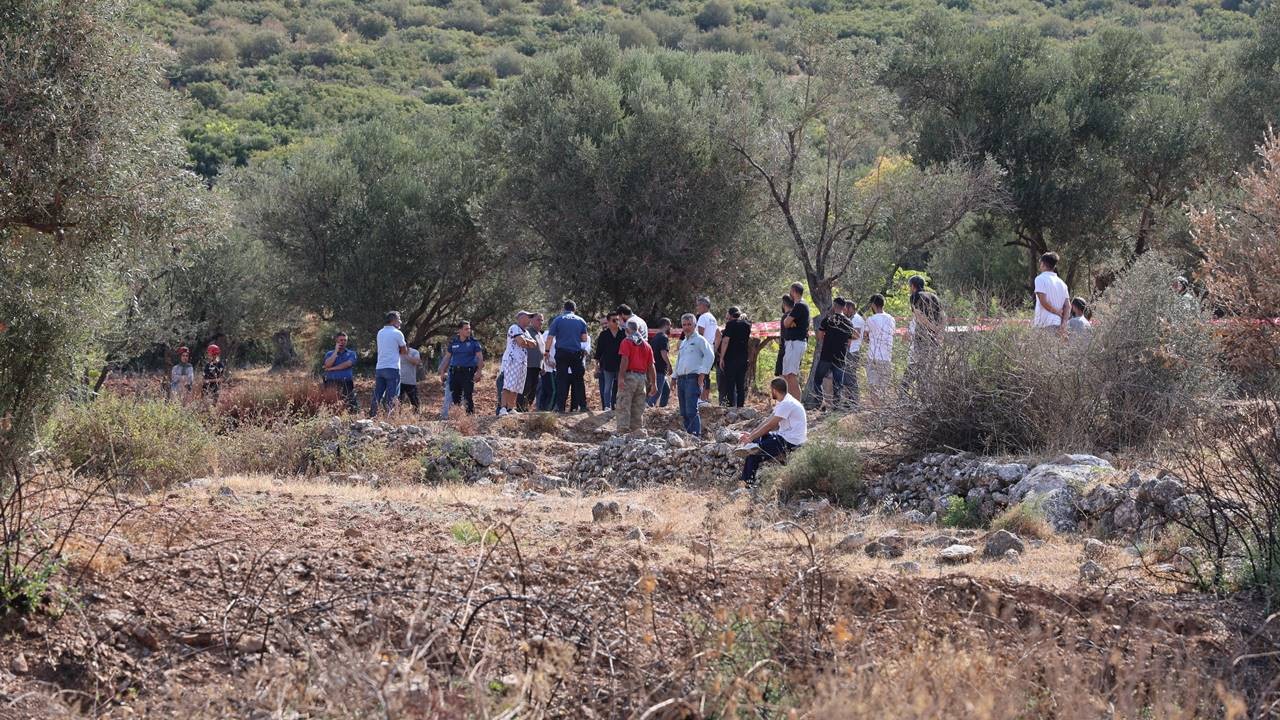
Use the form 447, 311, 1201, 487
990, 500, 1053, 540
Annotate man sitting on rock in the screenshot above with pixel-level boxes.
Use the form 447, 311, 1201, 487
735, 376, 808, 486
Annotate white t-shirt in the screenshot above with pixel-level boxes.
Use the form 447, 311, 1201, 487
866, 312, 895, 363
696, 312, 718, 349
847, 313, 866, 353
1033, 271, 1070, 328
773, 393, 808, 446
400, 348, 420, 385
376, 325, 407, 369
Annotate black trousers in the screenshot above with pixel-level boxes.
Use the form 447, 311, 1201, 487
399, 383, 420, 411
518, 367, 540, 411
553, 349, 588, 412
449, 366, 476, 414
722, 363, 748, 407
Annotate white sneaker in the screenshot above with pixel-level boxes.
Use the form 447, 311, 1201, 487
498, 407, 510, 417
697, 400, 710, 408
733, 443, 761, 458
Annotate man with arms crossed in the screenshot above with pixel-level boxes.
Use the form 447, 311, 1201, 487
322, 332, 358, 412
372, 311, 413, 417
674, 313, 714, 436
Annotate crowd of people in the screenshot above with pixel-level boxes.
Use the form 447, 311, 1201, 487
169, 255, 1128, 484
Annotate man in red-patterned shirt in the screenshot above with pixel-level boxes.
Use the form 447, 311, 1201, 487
615, 318, 657, 433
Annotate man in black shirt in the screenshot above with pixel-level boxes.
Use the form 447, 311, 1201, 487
718, 307, 752, 407
595, 313, 624, 410
647, 317, 673, 407
907, 275, 944, 386
813, 298, 854, 409
780, 282, 810, 399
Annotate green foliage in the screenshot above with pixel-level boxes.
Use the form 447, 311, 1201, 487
450, 521, 498, 545
768, 440, 864, 505
488, 39, 778, 318
941, 495, 984, 529
695, 0, 734, 31
1, 0, 218, 465
45, 396, 213, 491
243, 110, 517, 343
418, 434, 475, 483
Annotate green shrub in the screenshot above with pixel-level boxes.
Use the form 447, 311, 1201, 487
695, 0, 734, 30
451, 64, 496, 89
489, 47, 525, 78
609, 18, 658, 48
450, 521, 498, 545
990, 501, 1051, 540
941, 496, 984, 529
418, 433, 476, 483
768, 440, 864, 505
45, 395, 213, 491
356, 13, 393, 39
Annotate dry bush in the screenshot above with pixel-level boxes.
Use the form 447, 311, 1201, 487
218, 416, 401, 477
1166, 397, 1280, 603
874, 255, 1225, 459
1193, 129, 1280, 389
989, 500, 1052, 540
218, 378, 342, 424
44, 394, 213, 491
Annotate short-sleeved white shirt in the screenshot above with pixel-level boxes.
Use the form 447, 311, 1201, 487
1033, 271, 1070, 327
773, 393, 808, 446
696, 312, 718, 349
376, 325, 407, 369
847, 313, 866, 353
866, 312, 896, 363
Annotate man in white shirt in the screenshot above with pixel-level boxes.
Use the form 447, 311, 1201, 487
499, 311, 539, 416
1033, 251, 1070, 336
842, 300, 866, 409
863, 294, 896, 398
734, 377, 808, 486
695, 296, 718, 405
372, 311, 413, 417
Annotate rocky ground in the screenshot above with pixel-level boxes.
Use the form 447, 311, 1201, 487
2, 393, 1278, 717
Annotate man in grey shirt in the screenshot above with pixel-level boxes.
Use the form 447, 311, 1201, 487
519, 312, 544, 411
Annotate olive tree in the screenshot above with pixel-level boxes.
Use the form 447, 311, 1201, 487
244, 110, 515, 347
0, 0, 216, 464
486, 38, 782, 320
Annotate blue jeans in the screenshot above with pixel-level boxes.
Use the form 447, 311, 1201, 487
812, 360, 845, 407
677, 375, 702, 436
598, 370, 617, 410
371, 368, 400, 416
742, 433, 796, 484
647, 375, 670, 407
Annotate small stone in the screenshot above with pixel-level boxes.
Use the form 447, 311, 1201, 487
102, 610, 127, 630
865, 533, 907, 559
625, 527, 646, 542
665, 431, 686, 448
235, 636, 266, 654
557, 487, 579, 498
892, 561, 921, 575
901, 509, 931, 525
592, 501, 621, 522
983, 530, 1025, 558
130, 623, 162, 651
10, 653, 28, 675
1079, 559, 1106, 583
922, 534, 960, 549
1083, 538, 1106, 560
1003, 549, 1021, 565
690, 540, 712, 558
343, 527, 361, 539
834, 532, 866, 553
938, 544, 976, 564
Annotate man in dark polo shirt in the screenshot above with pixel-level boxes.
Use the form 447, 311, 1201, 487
440, 321, 484, 416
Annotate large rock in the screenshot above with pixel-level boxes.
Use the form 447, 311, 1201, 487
983, 530, 1025, 558
1038, 487, 1080, 533
865, 532, 908, 559
1009, 460, 1109, 502
834, 532, 866, 553
1137, 476, 1187, 511
592, 501, 621, 522
1079, 483, 1124, 516
1049, 454, 1113, 468
1079, 560, 1106, 583
938, 544, 976, 564
468, 438, 495, 467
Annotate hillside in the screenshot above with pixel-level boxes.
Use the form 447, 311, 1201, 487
137, 0, 1260, 180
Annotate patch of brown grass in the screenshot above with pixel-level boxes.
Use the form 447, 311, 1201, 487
990, 499, 1052, 540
